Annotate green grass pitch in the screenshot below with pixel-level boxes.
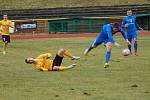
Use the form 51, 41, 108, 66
0, 35, 150, 100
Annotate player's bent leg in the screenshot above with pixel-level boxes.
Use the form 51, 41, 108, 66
104, 42, 112, 68
57, 48, 80, 60
84, 44, 96, 56
3, 42, 8, 55
106, 42, 112, 50
127, 36, 132, 54
57, 48, 65, 57
133, 38, 138, 56
64, 50, 80, 60
53, 64, 76, 71
52, 51, 64, 70
84, 39, 102, 56
2, 35, 10, 55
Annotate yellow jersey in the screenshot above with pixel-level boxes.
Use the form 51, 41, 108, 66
0, 20, 14, 35
34, 53, 53, 71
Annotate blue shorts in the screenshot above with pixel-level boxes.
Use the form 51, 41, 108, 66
127, 32, 138, 41
92, 37, 111, 46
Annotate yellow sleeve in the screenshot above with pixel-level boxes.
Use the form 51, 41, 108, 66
37, 66, 48, 71
35, 65, 48, 71
36, 53, 52, 59
8, 20, 14, 28
35, 64, 42, 70
0, 21, 2, 26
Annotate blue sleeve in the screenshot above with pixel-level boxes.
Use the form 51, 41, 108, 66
118, 29, 127, 40
121, 18, 126, 28
106, 26, 116, 43
135, 20, 140, 29
134, 16, 141, 29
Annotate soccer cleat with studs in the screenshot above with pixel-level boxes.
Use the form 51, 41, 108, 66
104, 63, 109, 68
68, 64, 76, 69
3, 51, 6, 55
84, 49, 89, 56
71, 56, 80, 60
134, 51, 138, 56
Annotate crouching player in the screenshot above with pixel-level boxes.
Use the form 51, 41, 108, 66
25, 48, 80, 71
84, 22, 131, 68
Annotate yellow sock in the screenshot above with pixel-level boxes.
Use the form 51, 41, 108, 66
3, 43, 8, 51
58, 66, 69, 71
64, 50, 73, 58
58, 65, 76, 71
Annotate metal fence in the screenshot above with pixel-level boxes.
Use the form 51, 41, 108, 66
48, 19, 110, 33
48, 15, 150, 33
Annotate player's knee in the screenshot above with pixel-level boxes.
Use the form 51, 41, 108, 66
53, 66, 59, 71
107, 47, 112, 52
91, 44, 96, 48
58, 48, 65, 56
4, 42, 8, 44
134, 39, 137, 43
106, 43, 112, 51
106, 42, 112, 47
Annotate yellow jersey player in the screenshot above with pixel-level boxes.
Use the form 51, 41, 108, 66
0, 15, 14, 55
25, 48, 80, 71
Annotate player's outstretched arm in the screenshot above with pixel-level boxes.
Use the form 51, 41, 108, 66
119, 30, 132, 45
37, 53, 52, 59
114, 42, 120, 48
135, 20, 143, 31
126, 39, 132, 45
40, 67, 49, 71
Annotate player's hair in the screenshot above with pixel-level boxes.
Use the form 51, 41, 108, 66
25, 58, 29, 63
127, 9, 132, 11
113, 22, 119, 28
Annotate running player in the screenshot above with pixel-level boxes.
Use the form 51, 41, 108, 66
0, 15, 14, 55
121, 9, 143, 56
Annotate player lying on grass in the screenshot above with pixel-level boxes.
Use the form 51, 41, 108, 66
122, 9, 143, 56
25, 48, 80, 71
84, 22, 131, 68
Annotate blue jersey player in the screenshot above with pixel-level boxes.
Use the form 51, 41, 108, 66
122, 9, 143, 56
84, 22, 131, 68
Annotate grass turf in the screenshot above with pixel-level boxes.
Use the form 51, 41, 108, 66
0, 35, 150, 100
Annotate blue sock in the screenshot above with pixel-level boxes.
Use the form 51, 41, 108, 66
134, 42, 138, 52
87, 45, 93, 52
105, 51, 111, 63
128, 45, 132, 54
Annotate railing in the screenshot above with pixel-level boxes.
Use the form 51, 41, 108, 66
0, 4, 149, 20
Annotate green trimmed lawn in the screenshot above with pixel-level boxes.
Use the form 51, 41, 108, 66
0, 35, 150, 100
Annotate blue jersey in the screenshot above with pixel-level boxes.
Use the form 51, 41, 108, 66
122, 16, 139, 34
98, 24, 127, 44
